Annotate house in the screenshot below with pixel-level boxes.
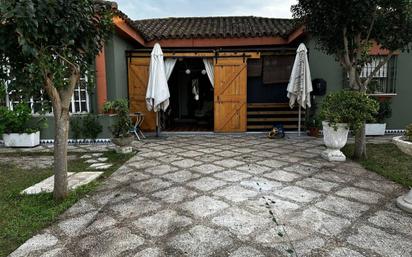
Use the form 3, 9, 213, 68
7, 3, 411, 140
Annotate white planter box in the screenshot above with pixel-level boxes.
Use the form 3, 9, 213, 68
3, 131, 40, 147
365, 123, 386, 136
321, 121, 349, 162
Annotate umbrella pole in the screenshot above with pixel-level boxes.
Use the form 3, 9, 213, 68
156, 112, 159, 137
298, 105, 301, 137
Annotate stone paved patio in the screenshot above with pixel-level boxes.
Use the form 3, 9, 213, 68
9, 135, 412, 257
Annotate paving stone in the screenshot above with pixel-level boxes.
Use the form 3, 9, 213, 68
215, 150, 239, 157
347, 225, 412, 257
257, 159, 288, 168
110, 197, 161, 218
156, 154, 183, 163
191, 164, 225, 174
162, 170, 200, 182
133, 178, 172, 193
97, 157, 108, 162
314, 171, 354, 183
91, 153, 104, 157
152, 186, 198, 203
354, 179, 400, 193
273, 186, 321, 203
145, 164, 178, 175
290, 236, 326, 257
167, 225, 233, 257
246, 196, 300, 218
214, 159, 245, 168
236, 164, 271, 174
39, 248, 72, 257
328, 247, 365, 257
139, 151, 166, 158
288, 207, 351, 236
296, 177, 339, 192
58, 211, 97, 236
212, 207, 268, 236
240, 177, 283, 191
172, 159, 202, 168
181, 196, 229, 217
133, 248, 163, 257
315, 195, 369, 219
129, 160, 161, 170
89, 163, 112, 170
335, 187, 384, 204
179, 150, 203, 157
228, 247, 265, 257
86, 216, 117, 232
368, 210, 412, 236
187, 177, 227, 191
81, 227, 144, 257
65, 199, 96, 216
134, 210, 192, 237
21, 172, 74, 194
213, 170, 252, 182
9, 233, 59, 257
263, 170, 301, 182
113, 171, 150, 183
80, 154, 92, 159
213, 185, 258, 203
85, 159, 98, 163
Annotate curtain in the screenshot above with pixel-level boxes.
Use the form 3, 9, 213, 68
164, 58, 177, 80
202, 58, 214, 88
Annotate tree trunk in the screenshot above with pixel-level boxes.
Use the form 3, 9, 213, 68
354, 123, 367, 160
53, 108, 70, 200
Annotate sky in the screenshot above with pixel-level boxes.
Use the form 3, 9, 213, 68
115, 0, 298, 20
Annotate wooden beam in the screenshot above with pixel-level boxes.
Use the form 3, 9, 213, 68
113, 16, 146, 46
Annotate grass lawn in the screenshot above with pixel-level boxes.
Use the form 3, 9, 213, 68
342, 143, 412, 188
0, 150, 133, 257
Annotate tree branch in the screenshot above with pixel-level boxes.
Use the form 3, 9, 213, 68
343, 27, 352, 68
363, 52, 394, 88
366, 7, 378, 43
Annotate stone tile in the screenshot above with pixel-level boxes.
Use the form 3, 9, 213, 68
156, 155, 183, 163
86, 216, 117, 232
290, 236, 326, 257
85, 159, 98, 163
58, 211, 97, 236
314, 171, 354, 183
139, 151, 166, 158
129, 160, 161, 170
296, 177, 339, 192
263, 170, 301, 182
113, 171, 150, 183
315, 196, 369, 219
181, 196, 229, 218
97, 157, 108, 162
89, 163, 112, 170
191, 164, 225, 174
179, 150, 203, 157
80, 227, 144, 257
368, 210, 412, 236
347, 225, 412, 257
212, 207, 268, 236
213, 170, 252, 182
354, 179, 400, 193
213, 185, 258, 203
328, 247, 365, 257
214, 159, 245, 168
110, 197, 161, 218
273, 186, 321, 203
257, 159, 288, 168
236, 164, 271, 174
91, 153, 104, 157
246, 197, 300, 218
288, 207, 350, 236
228, 247, 265, 257
152, 187, 198, 203
133, 178, 172, 193
134, 210, 192, 237
162, 170, 200, 182
133, 248, 163, 257
215, 150, 239, 157
9, 233, 59, 257
240, 178, 283, 191
187, 177, 227, 191
80, 154, 92, 159
167, 225, 233, 257
145, 165, 178, 175
172, 159, 202, 168
335, 187, 384, 204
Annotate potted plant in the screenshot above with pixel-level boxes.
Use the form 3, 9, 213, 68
365, 98, 392, 136
307, 117, 322, 137
392, 124, 412, 213
103, 100, 115, 114
109, 99, 134, 153
0, 103, 46, 147
319, 90, 378, 161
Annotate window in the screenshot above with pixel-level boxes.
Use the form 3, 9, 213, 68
5, 73, 91, 114
360, 56, 397, 94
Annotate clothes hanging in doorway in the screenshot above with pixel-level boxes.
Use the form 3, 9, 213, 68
192, 79, 199, 101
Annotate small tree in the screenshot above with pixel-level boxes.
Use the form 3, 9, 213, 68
292, 0, 412, 159
0, 0, 113, 200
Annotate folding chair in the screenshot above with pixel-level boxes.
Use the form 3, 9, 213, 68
130, 112, 145, 140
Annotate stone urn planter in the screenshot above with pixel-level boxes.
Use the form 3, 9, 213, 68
393, 136, 412, 213
3, 131, 40, 147
321, 121, 349, 162
111, 136, 134, 154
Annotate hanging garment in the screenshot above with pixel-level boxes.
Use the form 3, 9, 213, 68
192, 79, 199, 101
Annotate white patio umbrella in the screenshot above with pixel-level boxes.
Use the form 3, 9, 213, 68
146, 43, 170, 136
287, 43, 313, 136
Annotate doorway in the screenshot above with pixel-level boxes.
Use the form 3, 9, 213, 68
164, 58, 214, 131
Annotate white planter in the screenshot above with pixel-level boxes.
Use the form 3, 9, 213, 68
365, 123, 386, 136
3, 131, 40, 147
393, 136, 412, 213
321, 121, 349, 162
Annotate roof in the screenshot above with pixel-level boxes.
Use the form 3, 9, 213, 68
133, 16, 298, 41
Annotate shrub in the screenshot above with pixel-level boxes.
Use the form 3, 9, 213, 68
371, 97, 392, 123
70, 116, 83, 142
110, 99, 131, 138
319, 90, 379, 131
0, 103, 45, 134
406, 124, 412, 142
82, 114, 103, 141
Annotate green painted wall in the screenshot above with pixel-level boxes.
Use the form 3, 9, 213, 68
306, 38, 412, 129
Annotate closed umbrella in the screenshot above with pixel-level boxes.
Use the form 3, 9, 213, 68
146, 43, 170, 136
287, 43, 313, 136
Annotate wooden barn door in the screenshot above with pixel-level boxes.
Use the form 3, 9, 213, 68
128, 58, 156, 131
214, 58, 247, 132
